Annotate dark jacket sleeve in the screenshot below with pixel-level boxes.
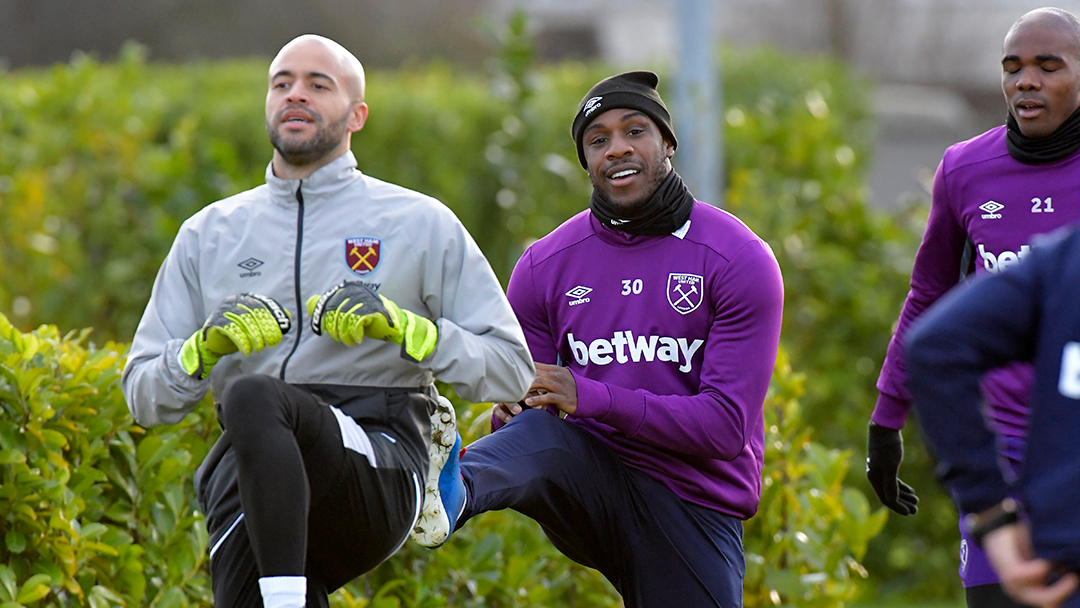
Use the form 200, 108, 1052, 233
905, 248, 1044, 513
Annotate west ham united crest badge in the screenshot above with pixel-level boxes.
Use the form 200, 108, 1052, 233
667, 273, 703, 314
345, 237, 381, 276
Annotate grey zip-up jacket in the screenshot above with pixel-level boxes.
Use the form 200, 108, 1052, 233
122, 152, 535, 427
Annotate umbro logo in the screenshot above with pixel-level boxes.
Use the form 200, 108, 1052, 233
583, 96, 603, 118
238, 257, 264, 277
566, 285, 592, 306
980, 201, 1004, 219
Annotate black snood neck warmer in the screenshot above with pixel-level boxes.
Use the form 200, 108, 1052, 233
1006, 106, 1080, 164
589, 170, 695, 236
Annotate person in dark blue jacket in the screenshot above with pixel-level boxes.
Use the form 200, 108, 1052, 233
906, 225, 1080, 608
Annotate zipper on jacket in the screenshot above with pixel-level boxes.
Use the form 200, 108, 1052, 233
280, 182, 305, 380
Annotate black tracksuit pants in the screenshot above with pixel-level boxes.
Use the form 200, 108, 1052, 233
194, 374, 432, 607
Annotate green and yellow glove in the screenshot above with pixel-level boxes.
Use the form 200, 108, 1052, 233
180, 293, 292, 379
307, 281, 438, 362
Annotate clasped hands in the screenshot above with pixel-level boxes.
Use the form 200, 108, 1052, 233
494, 362, 577, 424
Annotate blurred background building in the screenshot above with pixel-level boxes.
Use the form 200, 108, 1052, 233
1, 0, 1072, 209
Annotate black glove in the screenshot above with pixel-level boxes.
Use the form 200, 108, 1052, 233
866, 421, 919, 515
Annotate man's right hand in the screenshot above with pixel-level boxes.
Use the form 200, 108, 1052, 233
180, 293, 291, 379
983, 521, 1079, 607
866, 421, 919, 515
493, 392, 545, 424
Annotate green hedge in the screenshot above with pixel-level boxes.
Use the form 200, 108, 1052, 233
0, 32, 956, 602
716, 50, 955, 601
0, 313, 214, 607
0, 312, 883, 607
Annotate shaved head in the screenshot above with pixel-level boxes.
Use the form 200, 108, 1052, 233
265, 34, 369, 178
1006, 7, 1080, 61
271, 34, 366, 103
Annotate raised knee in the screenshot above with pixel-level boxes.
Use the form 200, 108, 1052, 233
514, 407, 560, 428
219, 374, 281, 433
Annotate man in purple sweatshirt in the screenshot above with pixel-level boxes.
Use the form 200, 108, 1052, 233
410, 71, 784, 607
866, 8, 1080, 607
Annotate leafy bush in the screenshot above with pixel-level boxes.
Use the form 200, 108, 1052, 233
744, 349, 887, 608
720, 47, 923, 442
0, 45, 268, 343
0, 311, 216, 607
717, 49, 959, 601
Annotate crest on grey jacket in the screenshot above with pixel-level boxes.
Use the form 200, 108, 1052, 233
346, 237, 381, 276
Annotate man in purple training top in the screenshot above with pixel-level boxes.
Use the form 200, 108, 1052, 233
409, 71, 784, 607
866, 7, 1080, 607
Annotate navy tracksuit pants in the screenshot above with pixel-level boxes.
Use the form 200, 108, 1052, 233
459, 408, 746, 608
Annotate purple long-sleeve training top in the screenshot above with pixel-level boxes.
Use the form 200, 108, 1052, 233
873, 125, 1080, 461
502, 202, 784, 519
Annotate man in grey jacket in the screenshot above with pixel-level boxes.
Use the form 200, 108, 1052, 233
122, 34, 534, 608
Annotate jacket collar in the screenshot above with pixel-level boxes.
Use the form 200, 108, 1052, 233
265, 151, 362, 207
588, 208, 693, 247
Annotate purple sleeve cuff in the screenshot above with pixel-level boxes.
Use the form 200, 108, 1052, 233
570, 369, 613, 420
490, 410, 506, 433
571, 370, 651, 436
870, 392, 912, 430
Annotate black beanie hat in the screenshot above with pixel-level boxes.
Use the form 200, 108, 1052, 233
571, 70, 677, 169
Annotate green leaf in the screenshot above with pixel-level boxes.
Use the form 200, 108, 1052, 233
78, 522, 109, 539
842, 486, 870, 521
0, 565, 16, 601
5, 531, 27, 554
151, 586, 184, 608
0, 449, 26, 464
18, 335, 39, 361
88, 585, 126, 608
28, 562, 61, 590
0, 313, 13, 341
40, 429, 68, 449
15, 574, 51, 604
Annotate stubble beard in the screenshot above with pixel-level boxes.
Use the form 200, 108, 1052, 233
267, 108, 350, 168
591, 147, 671, 213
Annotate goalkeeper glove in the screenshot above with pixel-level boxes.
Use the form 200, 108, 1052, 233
180, 293, 291, 379
307, 281, 438, 362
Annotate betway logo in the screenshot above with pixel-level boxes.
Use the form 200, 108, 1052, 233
978, 243, 1030, 274
568, 331, 704, 373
